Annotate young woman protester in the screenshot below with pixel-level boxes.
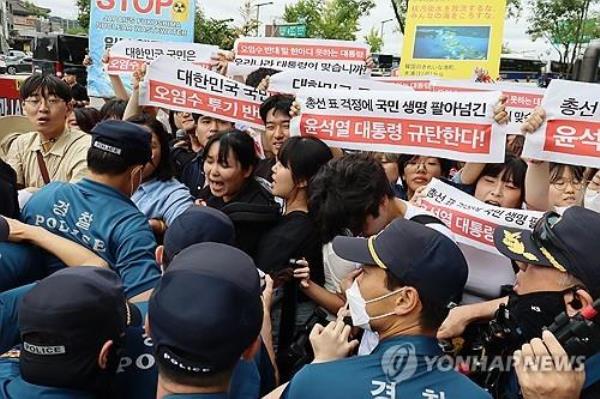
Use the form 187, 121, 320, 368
198, 130, 280, 258
126, 113, 194, 237
253, 137, 333, 380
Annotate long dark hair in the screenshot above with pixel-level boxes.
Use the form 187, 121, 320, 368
127, 113, 174, 181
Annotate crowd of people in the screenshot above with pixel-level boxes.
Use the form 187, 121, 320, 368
0, 47, 598, 399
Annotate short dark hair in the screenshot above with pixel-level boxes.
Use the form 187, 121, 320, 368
278, 137, 332, 185
20, 73, 72, 103
550, 163, 585, 184
309, 153, 393, 242
156, 357, 234, 389
127, 113, 174, 181
384, 271, 450, 331
168, 111, 200, 134
203, 130, 258, 173
245, 68, 280, 88
478, 152, 528, 204
259, 94, 294, 124
87, 147, 137, 176
100, 98, 127, 121
73, 107, 102, 134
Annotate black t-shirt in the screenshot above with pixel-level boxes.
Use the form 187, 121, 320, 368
0, 159, 19, 218
255, 211, 325, 289
199, 178, 280, 259
70, 83, 89, 102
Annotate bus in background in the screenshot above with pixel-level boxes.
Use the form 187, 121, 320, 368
499, 54, 546, 83
371, 53, 401, 77
32, 34, 88, 83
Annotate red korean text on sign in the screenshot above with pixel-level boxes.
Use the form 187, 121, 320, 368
148, 80, 262, 126
543, 119, 600, 157
299, 114, 492, 154
236, 43, 366, 61
419, 200, 498, 248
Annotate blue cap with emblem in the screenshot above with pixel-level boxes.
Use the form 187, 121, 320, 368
90, 120, 152, 166
494, 206, 600, 299
332, 217, 468, 306
149, 242, 263, 375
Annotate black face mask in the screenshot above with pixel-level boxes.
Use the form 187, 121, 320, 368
507, 289, 570, 344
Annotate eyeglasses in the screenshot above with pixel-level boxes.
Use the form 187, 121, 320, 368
551, 178, 583, 190
405, 160, 440, 170
24, 97, 65, 108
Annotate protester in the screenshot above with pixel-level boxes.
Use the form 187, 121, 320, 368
198, 130, 280, 259
67, 107, 102, 134
63, 68, 90, 108
19, 120, 160, 299
254, 137, 332, 379
127, 113, 194, 236
6, 74, 90, 190
100, 98, 127, 121
396, 155, 453, 200
270, 218, 489, 398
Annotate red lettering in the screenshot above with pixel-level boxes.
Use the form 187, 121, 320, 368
133, 0, 153, 13
96, 0, 115, 10
155, 0, 172, 14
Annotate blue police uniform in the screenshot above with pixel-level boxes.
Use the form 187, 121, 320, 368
0, 358, 94, 399
0, 243, 44, 292
0, 284, 35, 354
282, 336, 491, 399
22, 178, 161, 298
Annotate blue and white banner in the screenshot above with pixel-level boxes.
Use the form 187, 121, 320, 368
88, 0, 195, 98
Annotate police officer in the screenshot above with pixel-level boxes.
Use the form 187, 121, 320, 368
148, 242, 264, 399
277, 218, 490, 398
0, 267, 141, 398
19, 120, 160, 300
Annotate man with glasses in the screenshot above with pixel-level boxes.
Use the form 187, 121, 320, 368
5, 74, 90, 191
438, 206, 600, 398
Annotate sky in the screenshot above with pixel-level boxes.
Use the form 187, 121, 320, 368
31, 0, 560, 60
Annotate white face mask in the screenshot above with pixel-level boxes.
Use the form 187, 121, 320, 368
345, 280, 405, 331
584, 188, 600, 213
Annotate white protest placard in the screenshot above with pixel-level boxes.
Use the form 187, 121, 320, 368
522, 80, 600, 168
107, 40, 218, 75
374, 76, 434, 91
139, 56, 269, 130
431, 80, 545, 134
290, 88, 506, 163
418, 178, 543, 255
268, 70, 412, 95
233, 37, 370, 77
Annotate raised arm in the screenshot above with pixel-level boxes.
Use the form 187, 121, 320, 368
3, 217, 108, 268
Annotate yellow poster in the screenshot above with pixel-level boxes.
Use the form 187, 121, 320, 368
399, 0, 507, 80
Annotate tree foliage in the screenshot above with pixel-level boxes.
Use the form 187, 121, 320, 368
364, 27, 383, 53
283, 0, 375, 40
75, 0, 90, 29
526, 0, 599, 67
194, 9, 238, 49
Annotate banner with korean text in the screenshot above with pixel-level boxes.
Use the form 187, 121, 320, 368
522, 80, 600, 168
431, 80, 545, 134
139, 56, 269, 130
268, 70, 412, 95
418, 178, 543, 255
399, 0, 507, 79
291, 88, 506, 162
233, 37, 370, 77
106, 40, 217, 75
88, 0, 195, 97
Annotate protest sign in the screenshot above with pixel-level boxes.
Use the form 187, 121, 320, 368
522, 80, 600, 168
431, 80, 545, 134
399, 0, 507, 79
88, 0, 195, 97
268, 70, 412, 95
233, 37, 370, 76
418, 178, 543, 255
106, 40, 217, 75
139, 56, 269, 130
291, 88, 505, 162
0, 76, 24, 117
374, 77, 433, 91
